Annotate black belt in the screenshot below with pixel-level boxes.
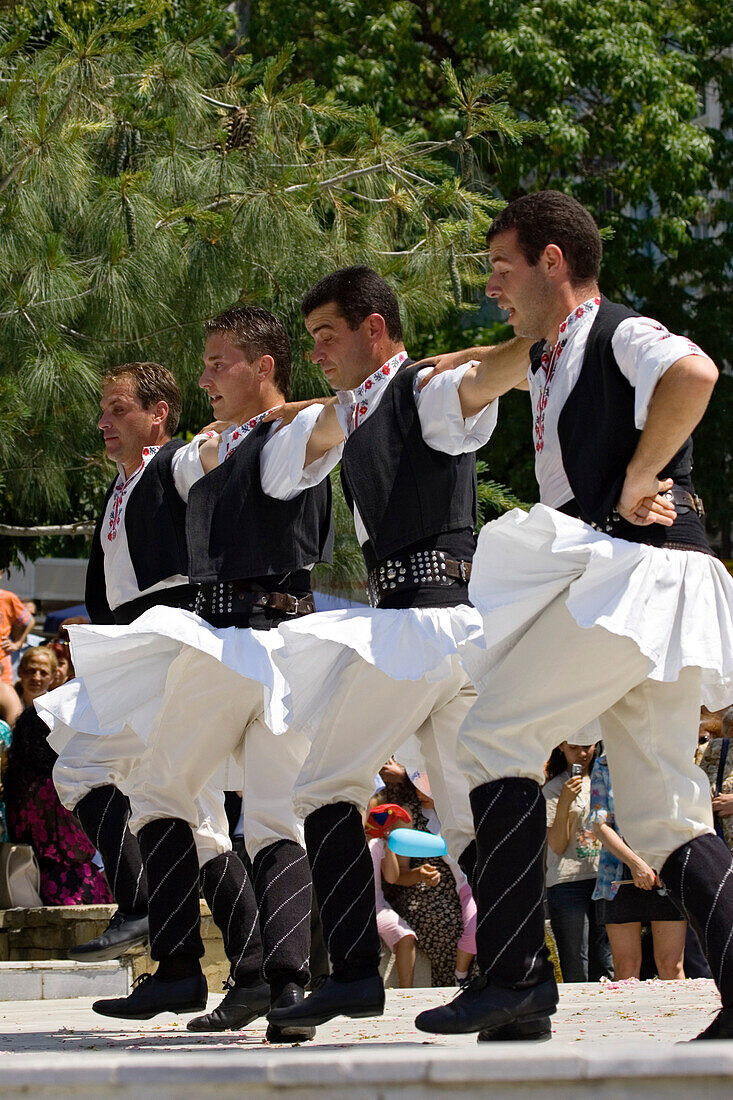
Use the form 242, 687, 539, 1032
367, 550, 472, 609
113, 584, 199, 625
659, 487, 705, 519
195, 581, 315, 621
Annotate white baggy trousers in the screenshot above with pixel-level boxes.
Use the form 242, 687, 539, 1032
458, 595, 715, 869
52, 725, 233, 866
125, 647, 309, 860
292, 652, 476, 862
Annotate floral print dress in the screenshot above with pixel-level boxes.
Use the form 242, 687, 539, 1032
3, 706, 112, 906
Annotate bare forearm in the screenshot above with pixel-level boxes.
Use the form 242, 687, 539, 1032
547, 809, 573, 855
457, 337, 533, 416
10, 619, 32, 646
593, 822, 638, 866
381, 847, 401, 885
627, 356, 717, 481
304, 399, 343, 466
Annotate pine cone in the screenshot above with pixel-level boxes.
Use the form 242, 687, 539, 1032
123, 196, 137, 250
225, 107, 256, 151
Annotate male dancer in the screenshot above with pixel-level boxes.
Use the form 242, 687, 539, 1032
266, 267, 528, 1032
40, 362, 266, 1024
409, 191, 733, 1041
87, 308, 331, 1041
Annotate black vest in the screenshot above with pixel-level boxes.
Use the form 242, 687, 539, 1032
85, 440, 190, 624
186, 421, 333, 584
340, 362, 477, 566
536, 296, 707, 550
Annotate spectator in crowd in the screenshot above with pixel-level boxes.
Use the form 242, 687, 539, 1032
588, 750, 686, 980
696, 706, 724, 765
15, 647, 57, 710
378, 767, 477, 987
0, 716, 13, 841
543, 729, 613, 982
698, 706, 733, 856
0, 679, 22, 727
45, 641, 73, 689
4, 648, 112, 906
366, 803, 420, 987
0, 583, 34, 685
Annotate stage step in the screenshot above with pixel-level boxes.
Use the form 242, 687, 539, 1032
0, 960, 129, 1001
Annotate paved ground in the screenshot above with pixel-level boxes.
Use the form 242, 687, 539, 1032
0, 980, 730, 1098
0, 977, 723, 1051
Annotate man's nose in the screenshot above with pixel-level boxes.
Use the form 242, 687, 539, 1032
485, 275, 501, 299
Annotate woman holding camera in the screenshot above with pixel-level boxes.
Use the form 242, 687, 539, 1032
588, 749, 686, 980
543, 726, 613, 982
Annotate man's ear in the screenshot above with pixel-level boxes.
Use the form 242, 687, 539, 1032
366, 313, 387, 342
152, 400, 169, 426
257, 353, 275, 380
542, 243, 565, 280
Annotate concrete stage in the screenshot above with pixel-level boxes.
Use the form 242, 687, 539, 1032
0, 979, 730, 1097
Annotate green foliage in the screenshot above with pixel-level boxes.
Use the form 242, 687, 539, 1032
0, 0, 532, 573
243, 0, 732, 542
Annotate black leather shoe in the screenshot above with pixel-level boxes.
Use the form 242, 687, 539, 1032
691, 1007, 733, 1040
415, 976, 558, 1035
267, 974, 384, 1029
265, 983, 316, 1044
187, 978, 270, 1032
68, 911, 149, 961
478, 1015, 552, 1042
93, 971, 207, 1020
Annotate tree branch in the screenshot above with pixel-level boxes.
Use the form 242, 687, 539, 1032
0, 522, 94, 537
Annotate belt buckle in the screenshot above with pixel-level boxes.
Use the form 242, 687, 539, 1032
458, 560, 468, 583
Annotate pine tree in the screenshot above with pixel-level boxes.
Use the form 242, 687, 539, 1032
0, 5, 539, 583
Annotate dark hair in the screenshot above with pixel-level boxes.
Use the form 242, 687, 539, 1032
488, 191, 602, 285
301, 266, 403, 342
205, 306, 292, 400
544, 742, 600, 782
101, 362, 182, 435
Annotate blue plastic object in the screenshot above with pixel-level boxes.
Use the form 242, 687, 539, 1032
387, 828, 447, 859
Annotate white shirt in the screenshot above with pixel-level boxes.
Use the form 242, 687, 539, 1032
170, 411, 333, 507
527, 298, 709, 509
101, 447, 189, 610
263, 356, 499, 546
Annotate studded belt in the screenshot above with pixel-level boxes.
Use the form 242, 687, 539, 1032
367, 551, 472, 608
195, 582, 315, 621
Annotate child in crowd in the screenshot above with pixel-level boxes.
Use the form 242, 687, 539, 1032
369, 760, 477, 986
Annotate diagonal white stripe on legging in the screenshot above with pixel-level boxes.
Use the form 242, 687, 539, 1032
263, 909, 311, 970
327, 873, 375, 953
476, 785, 541, 887
260, 881, 311, 935
93, 787, 116, 852
309, 807, 354, 872
156, 878, 200, 949
225, 876, 247, 946
343, 899, 377, 961
704, 865, 733, 954
232, 910, 260, 978
485, 891, 545, 973
131, 862, 145, 911
255, 851, 308, 898
144, 821, 176, 862
148, 842, 196, 905
319, 844, 367, 919
477, 835, 546, 927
